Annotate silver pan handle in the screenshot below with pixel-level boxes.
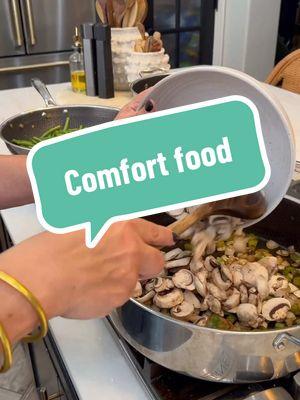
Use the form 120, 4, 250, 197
11, 0, 23, 47
273, 332, 300, 351
24, 0, 36, 45
31, 78, 57, 107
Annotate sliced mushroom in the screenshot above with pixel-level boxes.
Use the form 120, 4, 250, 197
136, 290, 155, 303
171, 301, 194, 320
269, 275, 289, 297
241, 262, 269, 299
239, 284, 249, 303
206, 240, 216, 255
194, 269, 208, 298
192, 227, 216, 260
212, 267, 232, 291
223, 288, 241, 311
258, 256, 278, 275
220, 264, 233, 282
207, 283, 227, 301
242, 262, 269, 286
165, 257, 191, 269
177, 250, 192, 258
154, 288, 184, 309
133, 281, 142, 297
262, 298, 291, 321
164, 248, 183, 261
180, 226, 197, 240
154, 277, 174, 293
256, 276, 270, 300
233, 270, 243, 288
184, 290, 201, 308
168, 208, 185, 217
190, 258, 204, 273
276, 249, 289, 257
223, 288, 241, 310
204, 255, 218, 272
266, 240, 279, 250
145, 279, 156, 292
172, 269, 195, 291
235, 303, 259, 328
248, 293, 258, 306
205, 295, 223, 316
289, 283, 300, 298
194, 315, 210, 326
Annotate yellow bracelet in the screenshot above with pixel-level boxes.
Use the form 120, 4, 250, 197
0, 322, 12, 373
0, 271, 48, 343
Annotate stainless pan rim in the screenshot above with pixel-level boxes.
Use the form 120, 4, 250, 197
128, 297, 300, 336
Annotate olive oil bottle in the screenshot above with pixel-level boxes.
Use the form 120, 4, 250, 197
69, 27, 86, 93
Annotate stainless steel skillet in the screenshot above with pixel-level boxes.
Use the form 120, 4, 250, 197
0, 79, 119, 155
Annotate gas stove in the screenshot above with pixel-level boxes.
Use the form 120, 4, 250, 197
106, 318, 299, 400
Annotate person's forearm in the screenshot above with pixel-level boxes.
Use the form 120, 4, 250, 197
0, 155, 34, 209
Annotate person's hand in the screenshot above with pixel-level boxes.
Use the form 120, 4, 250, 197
0, 219, 174, 342
115, 88, 156, 120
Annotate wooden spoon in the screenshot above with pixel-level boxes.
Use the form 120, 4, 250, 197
136, 0, 148, 24
137, 22, 146, 39
106, 0, 115, 26
95, 0, 107, 23
122, 0, 137, 27
168, 192, 267, 236
112, 0, 126, 27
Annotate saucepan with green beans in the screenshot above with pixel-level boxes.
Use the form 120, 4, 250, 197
0, 79, 119, 155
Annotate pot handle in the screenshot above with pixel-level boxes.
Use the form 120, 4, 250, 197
31, 78, 57, 107
138, 67, 170, 78
273, 332, 300, 351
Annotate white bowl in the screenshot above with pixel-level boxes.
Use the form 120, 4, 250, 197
141, 66, 295, 225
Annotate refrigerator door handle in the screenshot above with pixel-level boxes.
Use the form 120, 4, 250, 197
11, 0, 23, 47
24, 0, 36, 45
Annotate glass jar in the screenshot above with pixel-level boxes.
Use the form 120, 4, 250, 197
69, 27, 86, 93
69, 46, 86, 93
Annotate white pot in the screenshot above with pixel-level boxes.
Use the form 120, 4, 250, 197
125, 49, 171, 84
111, 27, 140, 91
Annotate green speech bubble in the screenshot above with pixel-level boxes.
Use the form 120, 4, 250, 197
27, 96, 270, 247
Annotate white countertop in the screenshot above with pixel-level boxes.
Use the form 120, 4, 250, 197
0, 81, 299, 400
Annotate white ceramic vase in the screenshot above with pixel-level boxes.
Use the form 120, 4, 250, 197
111, 27, 140, 91
125, 49, 171, 85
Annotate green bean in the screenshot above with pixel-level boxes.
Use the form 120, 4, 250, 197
40, 125, 62, 139
291, 252, 300, 265
225, 314, 237, 324
293, 277, 300, 287
63, 116, 70, 132
274, 322, 286, 329
12, 118, 84, 148
206, 314, 232, 330
12, 139, 34, 147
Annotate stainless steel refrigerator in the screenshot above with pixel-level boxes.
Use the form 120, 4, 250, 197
0, 0, 96, 89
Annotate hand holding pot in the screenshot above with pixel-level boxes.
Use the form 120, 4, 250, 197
115, 88, 156, 119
